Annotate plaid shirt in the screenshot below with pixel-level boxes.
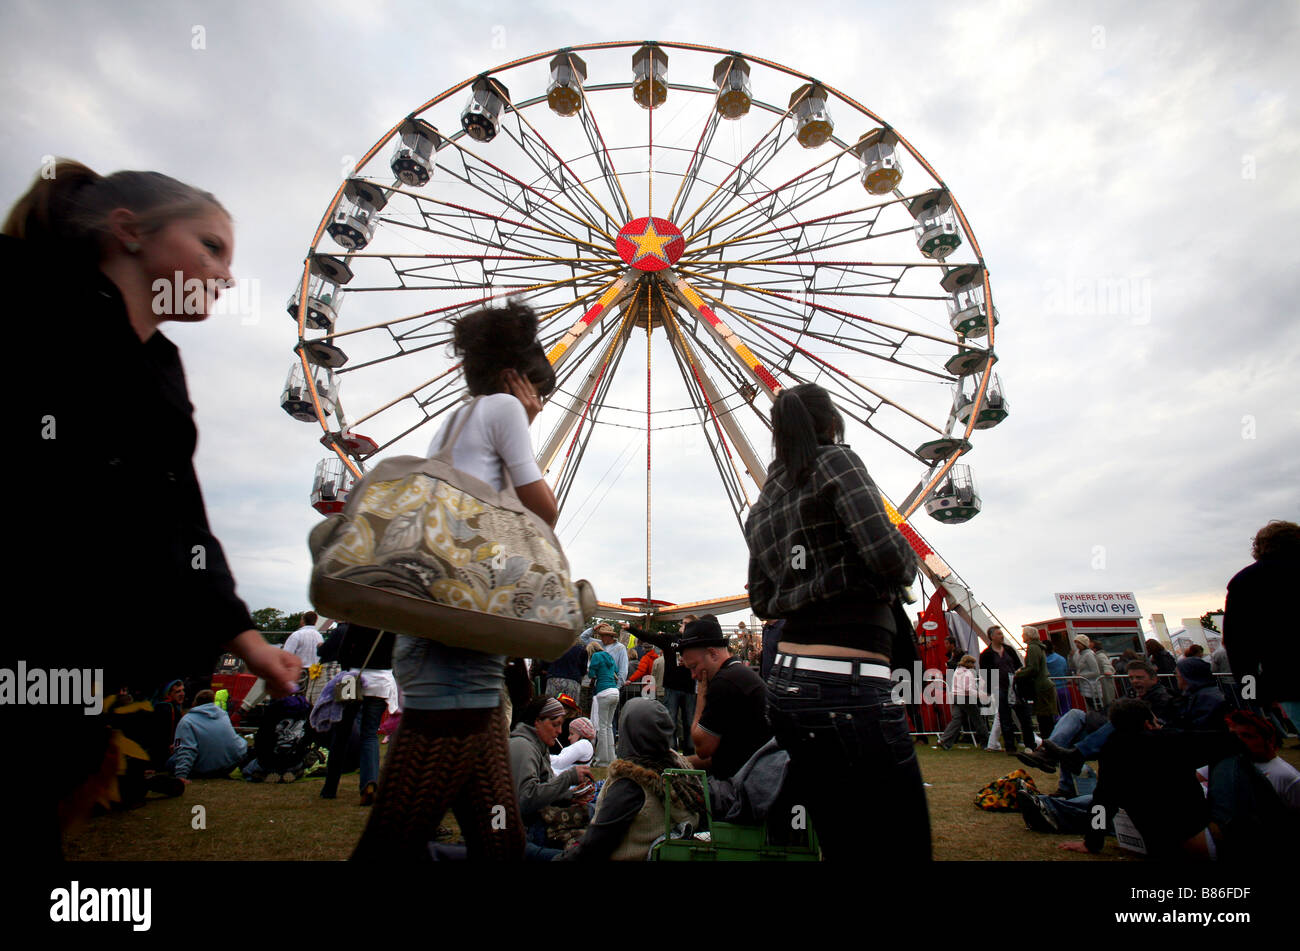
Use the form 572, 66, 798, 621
743, 444, 918, 617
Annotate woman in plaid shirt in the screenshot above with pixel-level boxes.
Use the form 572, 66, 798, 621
743, 383, 931, 861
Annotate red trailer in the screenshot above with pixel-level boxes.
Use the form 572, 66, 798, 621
1022, 616, 1144, 660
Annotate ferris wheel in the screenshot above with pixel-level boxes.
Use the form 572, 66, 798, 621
282, 40, 1011, 629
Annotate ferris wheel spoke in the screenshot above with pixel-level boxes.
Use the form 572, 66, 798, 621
677, 268, 897, 347
661, 311, 753, 523
665, 96, 723, 223
676, 93, 801, 235
564, 80, 636, 216
683, 137, 858, 248
552, 309, 637, 509
407, 190, 614, 255
700, 223, 916, 267
688, 198, 902, 256
688, 134, 838, 243
573, 74, 635, 221
320, 266, 623, 344
696, 163, 868, 254
437, 141, 612, 245
679, 277, 949, 437
363, 178, 607, 258
675, 265, 964, 351
345, 361, 463, 432
499, 106, 624, 235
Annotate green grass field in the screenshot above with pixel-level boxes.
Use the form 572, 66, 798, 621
71, 738, 1294, 861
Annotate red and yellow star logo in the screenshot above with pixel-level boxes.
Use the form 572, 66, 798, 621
616, 217, 685, 272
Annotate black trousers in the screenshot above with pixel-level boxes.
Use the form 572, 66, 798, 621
768, 666, 931, 862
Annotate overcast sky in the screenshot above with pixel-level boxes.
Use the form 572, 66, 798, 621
4, 0, 1296, 637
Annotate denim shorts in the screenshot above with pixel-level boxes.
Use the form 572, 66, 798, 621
392, 635, 505, 710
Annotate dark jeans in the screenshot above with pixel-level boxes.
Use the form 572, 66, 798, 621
664, 688, 696, 755
939, 700, 989, 748
768, 667, 931, 862
998, 688, 1036, 752
322, 696, 386, 796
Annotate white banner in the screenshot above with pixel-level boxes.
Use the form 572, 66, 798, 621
1054, 591, 1141, 619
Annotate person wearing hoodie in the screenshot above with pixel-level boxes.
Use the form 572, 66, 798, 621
168, 690, 251, 781
1174, 657, 1229, 731
559, 698, 706, 861
509, 697, 593, 847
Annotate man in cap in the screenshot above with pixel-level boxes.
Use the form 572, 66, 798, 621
678, 615, 772, 779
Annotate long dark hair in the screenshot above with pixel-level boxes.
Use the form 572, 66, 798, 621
452, 299, 556, 398
771, 383, 845, 480
3, 159, 227, 265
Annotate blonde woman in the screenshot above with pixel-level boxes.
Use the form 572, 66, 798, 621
6, 161, 301, 857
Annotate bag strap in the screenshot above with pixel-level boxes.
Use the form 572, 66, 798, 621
431, 394, 524, 492
432, 397, 482, 464
357, 631, 384, 673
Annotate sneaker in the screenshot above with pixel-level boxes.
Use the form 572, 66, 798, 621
1016, 749, 1058, 773
1043, 740, 1084, 775
281, 772, 297, 784
360, 782, 377, 806
320, 789, 337, 800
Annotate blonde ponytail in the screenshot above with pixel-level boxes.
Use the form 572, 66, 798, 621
3, 158, 227, 262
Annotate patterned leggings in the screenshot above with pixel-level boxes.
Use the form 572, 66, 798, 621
352, 705, 525, 861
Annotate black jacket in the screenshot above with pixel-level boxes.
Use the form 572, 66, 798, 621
630, 625, 694, 693
335, 624, 395, 670
1086, 728, 1237, 856
979, 645, 1022, 697
10, 234, 255, 690
1226, 553, 1300, 703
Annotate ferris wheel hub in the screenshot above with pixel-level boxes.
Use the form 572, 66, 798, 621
616, 217, 685, 272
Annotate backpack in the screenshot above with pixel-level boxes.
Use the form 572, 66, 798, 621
255, 695, 312, 772
974, 769, 1039, 811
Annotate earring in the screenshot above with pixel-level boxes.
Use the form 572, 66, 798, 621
125, 241, 141, 253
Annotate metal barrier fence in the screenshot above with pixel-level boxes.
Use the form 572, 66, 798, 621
906, 670, 1268, 741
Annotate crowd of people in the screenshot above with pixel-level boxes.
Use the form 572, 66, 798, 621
917, 521, 1300, 859
7, 161, 1297, 864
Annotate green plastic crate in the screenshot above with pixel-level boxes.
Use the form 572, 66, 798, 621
649, 768, 820, 861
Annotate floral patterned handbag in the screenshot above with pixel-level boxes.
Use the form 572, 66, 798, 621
308, 398, 595, 660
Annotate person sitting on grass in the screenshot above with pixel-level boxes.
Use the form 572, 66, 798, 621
169, 689, 252, 782
1204, 709, 1300, 860
1018, 660, 1177, 796
558, 698, 705, 861
1058, 698, 1237, 859
509, 697, 593, 848
550, 717, 596, 779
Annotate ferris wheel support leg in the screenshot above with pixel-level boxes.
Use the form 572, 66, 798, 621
537, 316, 634, 478
919, 564, 1020, 653
545, 274, 631, 373
669, 329, 767, 487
